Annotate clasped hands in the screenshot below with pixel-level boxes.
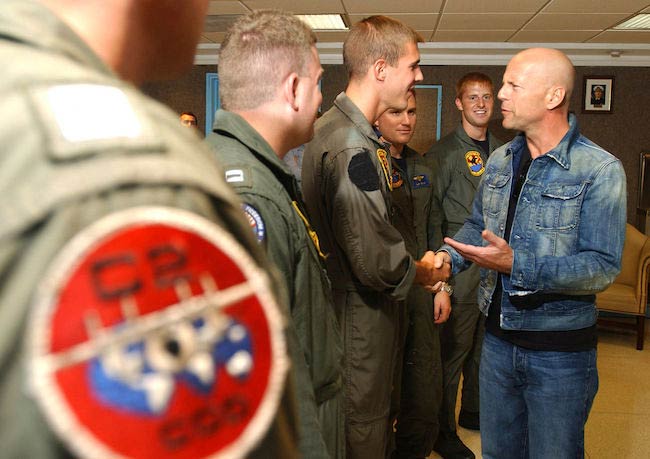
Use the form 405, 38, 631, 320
415, 251, 452, 323
415, 250, 451, 290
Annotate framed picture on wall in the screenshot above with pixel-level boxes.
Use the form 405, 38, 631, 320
583, 76, 614, 113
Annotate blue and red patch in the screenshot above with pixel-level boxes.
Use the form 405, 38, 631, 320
27, 207, 287, 459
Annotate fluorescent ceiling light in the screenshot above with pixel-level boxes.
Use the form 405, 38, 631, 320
614, 14, 650, 30
297, 14, 347, 30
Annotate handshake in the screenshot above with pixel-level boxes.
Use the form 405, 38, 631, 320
414, 250, 451, 293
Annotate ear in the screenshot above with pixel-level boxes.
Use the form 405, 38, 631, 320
373, 58, 387, 82
547, 86, 566, 110
454, 97, 463, 111
282, 72, 300, 111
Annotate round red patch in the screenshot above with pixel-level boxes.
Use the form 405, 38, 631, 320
27, 207, 287, 459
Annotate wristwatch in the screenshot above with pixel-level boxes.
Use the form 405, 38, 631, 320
439, 282, 453, 295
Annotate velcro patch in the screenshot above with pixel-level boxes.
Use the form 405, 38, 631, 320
348, 150, 380, 192
27, 207, 287, 459
241, 203, 266, 243
225, 166, 253, 188
30, 84, 163, 160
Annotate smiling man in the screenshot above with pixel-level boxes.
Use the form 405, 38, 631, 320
376, 90, 451, 459
302, 15, 450, 459
425, 72, 503, 459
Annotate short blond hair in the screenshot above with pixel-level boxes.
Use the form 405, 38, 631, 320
219, 10, 316, 110
343, 15, 422, 80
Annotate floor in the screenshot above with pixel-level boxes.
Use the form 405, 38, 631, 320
428, 323, 650, 459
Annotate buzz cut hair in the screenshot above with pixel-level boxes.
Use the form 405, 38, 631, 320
219, 10, 317, 111
456, 72, 494, 98
343, 15, 422, 80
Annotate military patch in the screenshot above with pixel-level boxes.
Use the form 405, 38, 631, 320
412, 174, 431, 189
376, 149, 393, 191
31, 84, 163, 160
241, 203, 266, 243
291, 201, 327, 260
47, 84, 142, 142
27, 207, 287, 459
226, 169, 245, 183
391, 168, 404, 189
348, 150, 380, 192
465, 150, 485, 176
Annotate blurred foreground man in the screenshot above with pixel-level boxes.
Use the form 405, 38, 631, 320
302, 15, 450, 459
438, 48, 626, 459
0, 1, 299, 458
208, 10, 344, 459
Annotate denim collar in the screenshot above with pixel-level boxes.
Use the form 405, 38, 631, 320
507, 113, 580, 170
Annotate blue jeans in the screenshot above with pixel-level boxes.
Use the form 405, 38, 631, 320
479, 332, 598, 459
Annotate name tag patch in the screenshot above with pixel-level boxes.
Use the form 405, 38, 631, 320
412, 174, 431, 189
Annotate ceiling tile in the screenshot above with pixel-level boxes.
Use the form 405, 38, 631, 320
438, 13, 530, 29
433, 30, 515, 42
588, 30, 650, 43
525, 13, 631, 30
343, 0, 442, 14
543, 0, 650, 14
315, 31, 350, 42
241, 0, 344, 14
207, 1, 250, 15
201, 32, 227, 43
509, 30, 600, 42
443, 0, 547, 14
348, 13, 438, 30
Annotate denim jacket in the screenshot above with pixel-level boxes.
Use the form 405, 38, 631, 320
443, 114, 626, 331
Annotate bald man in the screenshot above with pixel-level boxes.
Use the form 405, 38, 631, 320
436, 48, 626, 458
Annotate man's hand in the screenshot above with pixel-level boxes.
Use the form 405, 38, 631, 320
433, 291, 451, 323
444, 229, 513, 274
415, 250, 451, 287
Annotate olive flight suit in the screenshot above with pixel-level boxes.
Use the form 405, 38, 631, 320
302, 92, 416, 459
0, 2, 299, 458
389, 146, 444, 459
425, 125, 503, 437
208, 110, 345, 459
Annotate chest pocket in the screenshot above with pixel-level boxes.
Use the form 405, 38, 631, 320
482, 172, 510, 218
536, 182, 587, 231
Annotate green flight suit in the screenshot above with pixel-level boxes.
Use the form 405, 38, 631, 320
0, 2, 299, 458
389, 146, 444, 459
425, 125, 503, 435
302, 92, 416, 459
207, 110, 345, 459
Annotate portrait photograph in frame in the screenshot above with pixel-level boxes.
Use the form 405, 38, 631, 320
583, 76, 614, 113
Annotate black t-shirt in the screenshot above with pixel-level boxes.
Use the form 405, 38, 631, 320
485, 145, 597, 351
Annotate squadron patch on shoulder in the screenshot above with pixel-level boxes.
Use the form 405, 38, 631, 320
376, 148, 393, 191
27, 207, 287, 459
241, 203, 266, 243
391, 168, 404, 189
412, 174, 431, 189
465, 150, 485, 176
348, 150, 380, 192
